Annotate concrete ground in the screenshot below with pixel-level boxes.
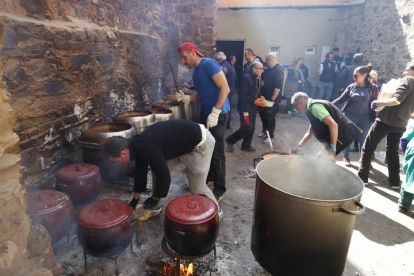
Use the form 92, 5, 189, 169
54, 110, 414, 276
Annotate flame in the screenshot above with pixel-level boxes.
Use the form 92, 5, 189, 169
161, 261, 194, 276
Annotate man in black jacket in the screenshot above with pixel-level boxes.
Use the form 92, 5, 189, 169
258, 52, 284, 142
291, 92, 362, 161
226, 61, 264, 152
104, 120, 222, 220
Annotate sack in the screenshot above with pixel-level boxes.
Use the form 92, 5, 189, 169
375, 78, 402, 111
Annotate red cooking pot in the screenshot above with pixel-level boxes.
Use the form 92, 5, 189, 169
56, 163, 101, 205
28, 190, 75, 243
164, 195, 219, 256
77, 199, 137, 257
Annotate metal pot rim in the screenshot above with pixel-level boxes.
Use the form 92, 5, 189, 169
256, 155, 364, 204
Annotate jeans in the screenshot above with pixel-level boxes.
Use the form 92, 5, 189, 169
200, 112, 228, 197
226, 92, 234, 128
398, 186, 414, 209
318, 81, 334, 101
259, 104, 279, 138
227, 105, 257, 148
342, 112, 371, 157
358, 120, 405, 185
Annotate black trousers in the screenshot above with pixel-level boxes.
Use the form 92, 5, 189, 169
358, 120, 405, 185
227, 106, 257, 149
259, 104, 279, 138
200, 112, 228, 197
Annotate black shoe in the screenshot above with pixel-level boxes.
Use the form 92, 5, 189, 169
241, 146, 256, 152
225, 138, 234, 152
129, 198, 140, 210
398, 206, 408, 214
143, 197, 160, 209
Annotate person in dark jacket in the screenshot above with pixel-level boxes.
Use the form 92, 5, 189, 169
226, 61, 264, 152
332, 64, 379, 167
291, 92, 362, 162
336, 53, 364, 92
258, 52, 284, 142
317, 52, 338, 101
104, 120, 223, 220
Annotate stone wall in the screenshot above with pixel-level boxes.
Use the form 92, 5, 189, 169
0, 18, 59, 276
0, 0, 217, 191
0, 0, 217, 274
334, 0, 414, 81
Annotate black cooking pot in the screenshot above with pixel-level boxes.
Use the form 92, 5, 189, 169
164, 195, 219, 256
77, 199, 137, 257
28, 190, 75, 243
56, 163, 101, 205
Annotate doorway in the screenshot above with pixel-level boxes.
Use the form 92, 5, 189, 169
216, 40, 245, 81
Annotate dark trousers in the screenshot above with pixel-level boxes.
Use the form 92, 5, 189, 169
200, 112, 228, 197
226, 92, 234, 128
227, 106, 257, 148
358, 120, 405, 185
259, 104, 279, 138
285, 97, 293, 112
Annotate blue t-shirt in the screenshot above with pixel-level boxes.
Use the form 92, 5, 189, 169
193, 58, 230, 115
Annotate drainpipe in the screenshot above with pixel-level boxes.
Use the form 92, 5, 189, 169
220, 2, 365, 11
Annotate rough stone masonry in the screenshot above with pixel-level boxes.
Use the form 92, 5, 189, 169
0, 0, 217, 275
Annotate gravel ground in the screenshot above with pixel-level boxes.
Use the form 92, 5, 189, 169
54, 111, 414, 276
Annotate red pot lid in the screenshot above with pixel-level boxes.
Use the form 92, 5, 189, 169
57, 163, 100, 180
28, 190, 71, 216
77, 199, 131, 229
165, 195, 218, 225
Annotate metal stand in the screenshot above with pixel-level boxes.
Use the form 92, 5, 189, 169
161, 237, 216, 276
83, 234, 135, 276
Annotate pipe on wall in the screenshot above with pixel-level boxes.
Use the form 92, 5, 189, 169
220, 2, 365, 11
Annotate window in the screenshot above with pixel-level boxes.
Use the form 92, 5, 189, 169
269, 46, 280, 54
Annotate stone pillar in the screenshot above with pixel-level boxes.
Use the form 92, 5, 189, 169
0, 18, 59, 276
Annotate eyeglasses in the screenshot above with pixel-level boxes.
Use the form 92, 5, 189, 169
353, 74, 362, 78
255, 67, 264, 70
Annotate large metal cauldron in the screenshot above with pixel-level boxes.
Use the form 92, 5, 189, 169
163, 92, 200, 122
79, 123, 135, 180
252, 156, 365, 276
151, 101, 184, 120
164, 195, 219, 256
145, 108, 174, 122
115, 110, 155, 134
77, 199, 136, 258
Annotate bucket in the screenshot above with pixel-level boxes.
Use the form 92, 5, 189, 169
252, 155, 365, 276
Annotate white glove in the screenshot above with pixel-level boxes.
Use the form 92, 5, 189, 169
206, 107, 221, 129
176, 90, 190, 104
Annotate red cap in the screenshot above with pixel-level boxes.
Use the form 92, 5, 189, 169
178, 42, 204, 57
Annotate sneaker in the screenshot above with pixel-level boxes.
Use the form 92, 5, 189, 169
139, 206, 163, 221
343, 157, 351, 167
398, 206, 408, 214
214, 193, 224, 203
218, 206, 223, 221
263, 138, 275, 144
292, 109, 298, 113
257, 133, 267, 138
241, 146, 256, 152
287, 111, 292, 115
391, 184, 400, 190
363, 182, 369, 186
225, 138, 234, 153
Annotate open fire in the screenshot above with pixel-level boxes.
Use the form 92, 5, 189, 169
161, 261, 194, 276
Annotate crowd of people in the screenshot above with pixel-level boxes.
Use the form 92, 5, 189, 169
104, 42, 414, 219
